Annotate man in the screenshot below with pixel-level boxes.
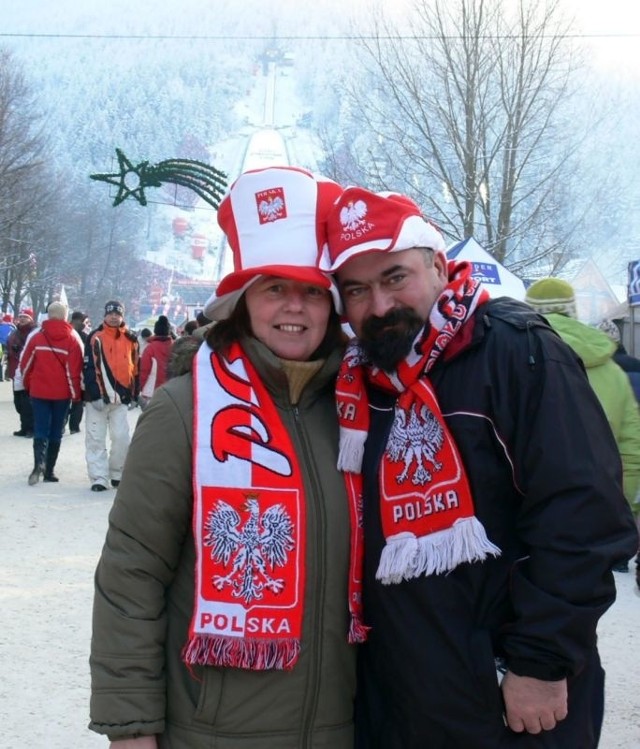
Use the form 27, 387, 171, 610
320, 188, 638, 748
66, 311, 89, 434
595, 317, 640, 584
84, 301, 139, 492
6, 308, 37, 437
525, 279, 640, 573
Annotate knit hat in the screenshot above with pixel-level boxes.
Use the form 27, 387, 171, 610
320, 187, 445, 272
524, 278, 577, 318
104, 300, 124, 317
154, 314, 171, 336
597, 318, 621, 344
2, 313, 12, 323
19, 308, 34, 320
203, 166, 343, 320
47, 301, 68, 321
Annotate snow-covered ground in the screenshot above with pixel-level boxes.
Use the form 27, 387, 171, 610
0, 382, 637, 748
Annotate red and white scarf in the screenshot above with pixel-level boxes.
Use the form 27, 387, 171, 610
337, 261, 501, 587
184, 340, 367, 672
184, 340, 307, 670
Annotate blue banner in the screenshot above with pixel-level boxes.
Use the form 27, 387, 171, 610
470, 261, 501, 285
629, 261, 640, 306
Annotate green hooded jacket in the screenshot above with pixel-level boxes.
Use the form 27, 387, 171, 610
546, 313, 640, 509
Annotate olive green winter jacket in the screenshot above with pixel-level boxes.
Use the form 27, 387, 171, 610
89, 336, 356, 748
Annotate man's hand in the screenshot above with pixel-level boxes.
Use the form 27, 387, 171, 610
110, 737, 157, 749
502, 672, 568, 734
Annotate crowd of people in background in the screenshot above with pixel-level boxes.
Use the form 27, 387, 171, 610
525, 278, 640, 574
1, 298, 210, 492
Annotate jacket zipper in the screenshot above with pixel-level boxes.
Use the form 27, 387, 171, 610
292, 403, 326, 749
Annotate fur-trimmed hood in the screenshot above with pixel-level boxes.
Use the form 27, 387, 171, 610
166, 335, 202, 379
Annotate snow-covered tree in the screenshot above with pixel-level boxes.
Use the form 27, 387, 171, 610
320, 0, 586, 272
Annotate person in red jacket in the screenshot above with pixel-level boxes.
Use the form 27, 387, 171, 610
20, 301, 84, 484
139, 315, 174, 409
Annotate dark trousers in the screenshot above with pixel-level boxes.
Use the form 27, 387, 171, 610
68, 400, 84, 432
14, 389, 34, 432
31, 397, 70, 442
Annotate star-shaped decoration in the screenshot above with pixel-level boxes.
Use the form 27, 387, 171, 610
90, 149, 161, 206
91, 148, 227, 209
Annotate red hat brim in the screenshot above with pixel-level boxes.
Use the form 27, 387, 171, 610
204, 265, 340, 321
216, 264, 332, 296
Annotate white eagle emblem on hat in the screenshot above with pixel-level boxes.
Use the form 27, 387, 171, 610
340, 199, 368, 231
256, 186, 287, 223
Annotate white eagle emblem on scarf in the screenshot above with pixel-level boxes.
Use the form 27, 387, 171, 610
204, 496, 295, 603
386, 403, 444, 485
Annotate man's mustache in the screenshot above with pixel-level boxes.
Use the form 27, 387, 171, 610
361, 308, 424, 339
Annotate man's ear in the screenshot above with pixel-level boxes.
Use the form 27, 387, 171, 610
433, 251, 449, 281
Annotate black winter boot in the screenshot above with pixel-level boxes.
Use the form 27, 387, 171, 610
28, 438, 47, 485
43, 441, 61, 482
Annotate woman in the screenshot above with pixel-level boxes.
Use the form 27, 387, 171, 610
89, 166, 361, 748
19, 301, 84, 484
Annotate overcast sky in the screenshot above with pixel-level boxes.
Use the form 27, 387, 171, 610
6, 0, 640, 74
562, 0, 640, 72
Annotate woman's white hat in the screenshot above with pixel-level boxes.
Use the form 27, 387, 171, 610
204, 166, 343, 320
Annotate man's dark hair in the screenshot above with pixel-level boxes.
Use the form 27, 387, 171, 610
71, 311, 86, 322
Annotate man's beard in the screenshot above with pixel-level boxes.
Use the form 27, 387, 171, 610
360, 308, 425, 372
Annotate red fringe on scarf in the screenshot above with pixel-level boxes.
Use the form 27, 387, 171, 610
182, 635, 301, 671
349, 615, 371, 644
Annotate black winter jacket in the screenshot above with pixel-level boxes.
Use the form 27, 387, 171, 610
356, 298, 638, 749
